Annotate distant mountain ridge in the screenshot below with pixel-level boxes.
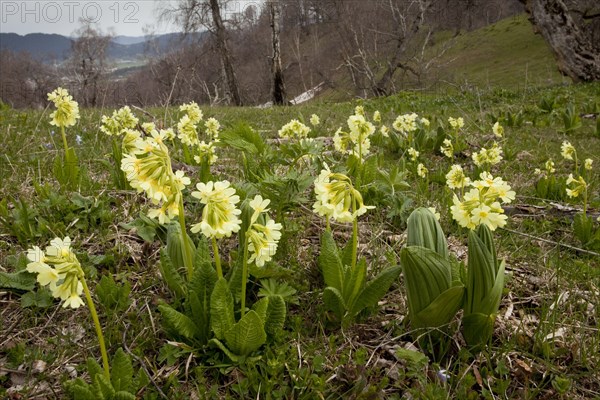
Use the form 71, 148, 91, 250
0, 32, 205, 62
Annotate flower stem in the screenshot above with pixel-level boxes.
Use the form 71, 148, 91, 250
212, 237, 222, 279
240, 234, 250, 317
178, 195, 194, 281
60, 126, 69, 154
351, 196, 358, 271
81, 276, 110, 379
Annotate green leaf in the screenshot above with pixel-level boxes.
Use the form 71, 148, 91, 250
209, 338, 240, 363
264, 295, 286, 337
210, 278, 235, 340
113, 391, 136, 400
69, 379, 94, 400
86, 357, 104, 382
413, 285, 464, 329
400, 247, 452, 317
94, 373, 115, 400
224, 310, 267, 356
251, 297, 269, 322
194, 236, 212, 266
323, 286, 346, 321
466, 231, 497, 315
350, 265, 402, 318
158, 303, 200, 341
158, 249, 185, 299
573, 212, 592, 245
319, 231, 344, 291
166, 222, 196, 272
0, 270, 35, 291
258, 279, 298, 305
187, 258, 217, 344
111, 348, 133, 393
20, 290, 54, 308
475, 224, 497, 270
462, 312, 496, 348
343, 258, 366, 308
96, 275, 131, 312
407, 208, 448, 258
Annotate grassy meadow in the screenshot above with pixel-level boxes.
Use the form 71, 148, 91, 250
1, 13, 600, 399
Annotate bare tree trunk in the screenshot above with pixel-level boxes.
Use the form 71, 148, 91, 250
519, 0, 600, 82
374, 1, 431, 96
209, 0, 242, 105
270, 0, 286, 105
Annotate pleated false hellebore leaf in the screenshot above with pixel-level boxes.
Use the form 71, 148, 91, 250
401, 208, 465, 330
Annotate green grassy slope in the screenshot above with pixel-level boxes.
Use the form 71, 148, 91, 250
433, 14, 568, 89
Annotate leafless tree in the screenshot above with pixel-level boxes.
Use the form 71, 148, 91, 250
160, 0, 243, 105
270, 0, 287, 104
69, 20, 111, 107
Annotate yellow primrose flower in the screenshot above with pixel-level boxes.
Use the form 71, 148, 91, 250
194, 141, 218, 165
247, 216, 282, 267
279, 119, 311, 139
448, 117, 464, 130
180, 102, 203, 124
191, 181, 242, 238
472, 142, 503, 167
492, 121, 504, 138
177, 114, 199, 146
417, 163, 428, 178
584, 158, 593, 170
310, 114, 320, 126
446, 165, 470, 189
408, 147, 419, 162
142, 122, 157, 134
249, 195, 271, 223
205, 117, 221, 139
561, 141, 576, 161
534, 168, 543, 175
373, 111, 382, 123
26, 237, 87, 309
380, 125, 390, 137
48, 88, 80, 128
566, 174, 587, 198
545, 160, 556, 174
440, 139, 454, 158
354, 105, 365, 116
393, 113, 418, 135
313, 167, 374, 223
100, 106, 139, 136
420, 117, 430, 127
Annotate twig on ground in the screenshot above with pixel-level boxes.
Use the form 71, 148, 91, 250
500, 227, 600, 257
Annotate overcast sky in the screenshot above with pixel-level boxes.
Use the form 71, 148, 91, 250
0, 1, 178, 37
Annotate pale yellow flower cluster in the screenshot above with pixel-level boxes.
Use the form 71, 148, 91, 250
177, 102, 204, 146
313, 165, 374, 223
492, 121, 504, 138
310, 114, 320, 126
100, 106, 139, 136
205, 117, 221, 139
566, 174, 587, 198
392, 113, 419, 135
194, 142, 218, 165
448, 117, 464, 130
333, 112, 375, 160
26, 237, 85, 308
584, 158, 593, 171
48, 88, 80, 128
450, 172, 515, 231
417, 163, 428, 178
561, 141, 576, 161
190, 181, 242, 238
440, 139, 454, 158
278, 119, 311, 139
373, 111, 382, 123
472, 142, 503, 167
446, 164, 470, 189
534, 159, 556, 177
121, 132, 190, 224
246, 195, 283, 267
408, 147, 419, 162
